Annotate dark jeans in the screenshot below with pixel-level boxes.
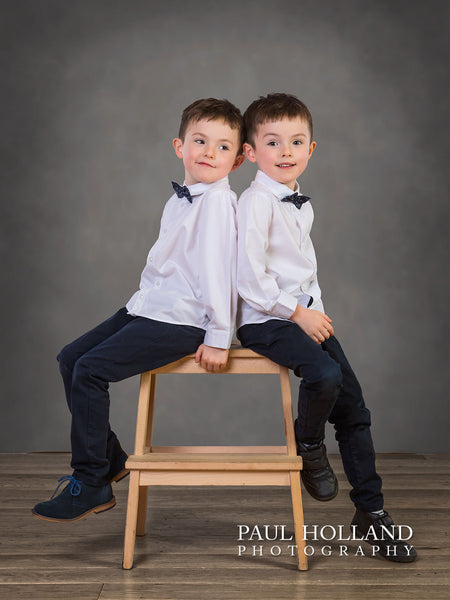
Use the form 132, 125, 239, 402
237, 319, 383, 512
57, 307, 205, 487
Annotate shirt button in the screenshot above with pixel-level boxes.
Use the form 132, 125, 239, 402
139, 292, 144, 298
155, 281, 160, 287
149, 256, 153, 262
163, 228, 167, 234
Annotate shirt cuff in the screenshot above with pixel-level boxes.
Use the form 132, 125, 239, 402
271, 291, 298, 319
203, 329, 232, 349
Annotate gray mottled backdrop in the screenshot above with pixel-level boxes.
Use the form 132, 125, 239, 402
1, 0, 449, 454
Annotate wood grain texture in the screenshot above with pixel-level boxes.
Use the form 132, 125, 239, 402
1, 453, 449, 600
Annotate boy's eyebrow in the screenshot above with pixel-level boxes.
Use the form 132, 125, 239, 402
190, 132, 235, 145
262, 132, 308, 138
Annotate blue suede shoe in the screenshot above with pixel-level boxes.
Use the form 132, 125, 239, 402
32, 476, 116, 523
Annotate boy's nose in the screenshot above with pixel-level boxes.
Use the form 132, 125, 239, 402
281, 145, 293, 156
204, 145, 215, 158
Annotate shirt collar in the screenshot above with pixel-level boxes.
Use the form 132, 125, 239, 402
183, 176, 230, 198
254, 170, 300, 200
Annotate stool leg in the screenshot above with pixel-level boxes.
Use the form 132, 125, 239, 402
136, 486, 148, 536
290, 471, 308, 570
123, 471, 140, 569
145, 374, 157, 451
279, 367, 297, 456
134, 373, 154, 455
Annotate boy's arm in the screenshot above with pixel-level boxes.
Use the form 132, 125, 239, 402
237, 194, 298, 318
238, 194, 333, 344
196, 190, 236, 370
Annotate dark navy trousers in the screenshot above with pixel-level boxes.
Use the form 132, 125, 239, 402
237, 319, 383, 512
57, 307, 205, 487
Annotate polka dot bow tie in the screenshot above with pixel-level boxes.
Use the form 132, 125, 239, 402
172, 181, 192, 203
281, 192, 311, 210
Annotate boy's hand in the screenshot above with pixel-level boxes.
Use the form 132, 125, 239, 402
290, 304, 334, 344
195, 344, 229, 372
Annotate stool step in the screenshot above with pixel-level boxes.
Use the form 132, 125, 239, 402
126, 452, 302, 471
149, 445, 289, 454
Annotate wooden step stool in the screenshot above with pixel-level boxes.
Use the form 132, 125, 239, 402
123, 347, 308, 570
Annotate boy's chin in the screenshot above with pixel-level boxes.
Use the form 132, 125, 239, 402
186, 174, 229, 186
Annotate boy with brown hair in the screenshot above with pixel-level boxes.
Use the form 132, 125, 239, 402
32, 98, 245, 523
236, 93, 416, 562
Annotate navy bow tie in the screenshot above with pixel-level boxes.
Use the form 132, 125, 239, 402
281, 192, 311, 210
172, 181, 192, 203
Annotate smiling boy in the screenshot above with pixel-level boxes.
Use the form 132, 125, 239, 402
236, 93, 417, 562
32, 98, 244, 523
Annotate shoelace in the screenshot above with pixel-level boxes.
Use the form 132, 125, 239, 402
51, 475, 82, 499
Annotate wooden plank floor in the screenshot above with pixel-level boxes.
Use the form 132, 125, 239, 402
0, 453, 449, 599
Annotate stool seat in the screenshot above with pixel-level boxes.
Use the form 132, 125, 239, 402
122, 347, 308, 570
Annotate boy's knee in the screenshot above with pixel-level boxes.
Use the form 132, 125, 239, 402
72, 356, 92, 380
72, 355, 107, 388
313, 360, 343, 393
57, 343, 76, 372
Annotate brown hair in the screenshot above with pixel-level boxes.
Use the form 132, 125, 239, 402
244, 93, 313, 146
178, 98, 244, 153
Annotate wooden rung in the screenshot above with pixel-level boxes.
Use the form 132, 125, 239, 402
139, 471, 293, 486
149, 445, 288, 454
126, 453, 302, 471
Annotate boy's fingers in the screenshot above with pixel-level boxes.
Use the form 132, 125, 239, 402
195, 347, 202, 363
316, 327, 327, 342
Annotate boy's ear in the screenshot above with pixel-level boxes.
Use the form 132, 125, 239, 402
309, 141, 316, 158
173, 138, 183, 159
243, 142, 257, 163
230, 153, 245, 172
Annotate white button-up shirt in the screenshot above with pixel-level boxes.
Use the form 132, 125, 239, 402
237, 170, 323, 328
126, 177, 237, 349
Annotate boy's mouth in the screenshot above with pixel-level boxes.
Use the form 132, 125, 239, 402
197, 161, 215, 168
276, 163, 296, 168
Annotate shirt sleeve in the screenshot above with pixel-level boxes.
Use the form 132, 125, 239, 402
197, 190, 237, 349
237, 192, 298, 319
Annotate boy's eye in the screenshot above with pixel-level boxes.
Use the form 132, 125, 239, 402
267, 141, 278, 146
195, 139, 205, 144
293, 140, 303, 145
219, 145, 229, 151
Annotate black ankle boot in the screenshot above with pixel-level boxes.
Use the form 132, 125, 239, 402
296, 440, 338, 501
351, 509, 418, 562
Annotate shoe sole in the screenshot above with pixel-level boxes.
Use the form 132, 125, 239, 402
111, 468, 130, 483
301, 475, 339, 502
31, 497, 116, 523
302, 486, 339, 502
